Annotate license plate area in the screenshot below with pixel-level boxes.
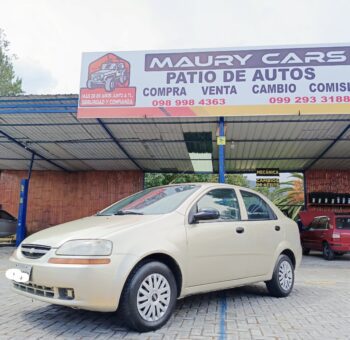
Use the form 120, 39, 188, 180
15, 263, 32, 278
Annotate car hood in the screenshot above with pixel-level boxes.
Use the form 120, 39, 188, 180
22, 215, 165, 248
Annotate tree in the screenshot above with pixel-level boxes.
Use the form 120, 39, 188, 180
272, 173, 304, 220
144, 173, 249, 188
0, 29, 22, 96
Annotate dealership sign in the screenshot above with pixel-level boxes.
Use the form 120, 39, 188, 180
78, 44, 350, 118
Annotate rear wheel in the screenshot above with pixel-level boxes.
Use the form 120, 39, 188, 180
266, 254, 294, 297
119, 261, 177, 332
86, 80, 94, 89
323, 242, 335, 260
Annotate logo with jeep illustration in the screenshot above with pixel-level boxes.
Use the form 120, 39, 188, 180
80, 53, 136, 107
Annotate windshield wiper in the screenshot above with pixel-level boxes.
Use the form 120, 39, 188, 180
114, 210, 144, 215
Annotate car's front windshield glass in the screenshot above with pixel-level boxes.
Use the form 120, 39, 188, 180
97, 185, 200, 216
101, 63, 116, 70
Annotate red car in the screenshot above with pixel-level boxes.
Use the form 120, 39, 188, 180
299, 211, 350, 260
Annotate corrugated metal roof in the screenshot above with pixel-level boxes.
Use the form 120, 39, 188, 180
0, 95, 349, 172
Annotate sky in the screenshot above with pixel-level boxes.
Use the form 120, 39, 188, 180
1, 0, 349, 95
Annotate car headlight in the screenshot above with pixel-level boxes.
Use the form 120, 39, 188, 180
56, 239, 113, 256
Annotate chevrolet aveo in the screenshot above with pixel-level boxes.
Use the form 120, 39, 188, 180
6, 184, 302, 332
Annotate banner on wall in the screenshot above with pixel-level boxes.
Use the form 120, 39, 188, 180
78, 44, 350, 118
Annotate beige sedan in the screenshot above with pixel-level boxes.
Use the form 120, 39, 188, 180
6, 183, 302, 332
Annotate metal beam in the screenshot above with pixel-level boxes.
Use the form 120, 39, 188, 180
0, 118, 350, 126
28, 153, 35, 180
305, 124, 350, 170
302, 170, 307, 211
145, 169, 305, 174
0, 97, 78, 103
0, 104, 77, 109
1, 156, 348, 161
218, 117, 225, 183
3, 137, 348, 145
0, 130, 69, 172
96, 118, 143, 170
0, 109, 77, 114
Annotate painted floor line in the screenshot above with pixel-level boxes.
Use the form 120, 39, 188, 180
219, 291, 227, 340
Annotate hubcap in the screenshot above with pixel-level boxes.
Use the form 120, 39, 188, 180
137, 273, 171, 322
278, 260, 293, 291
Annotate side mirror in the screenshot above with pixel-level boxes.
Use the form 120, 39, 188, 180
193, 208, 220, 222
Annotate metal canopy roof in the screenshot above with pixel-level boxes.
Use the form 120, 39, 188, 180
0, 95, 349, 173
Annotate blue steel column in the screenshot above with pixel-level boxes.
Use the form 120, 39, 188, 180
16, 179, 29, 246
218, 116, 225, 183
16, 153, 35, 246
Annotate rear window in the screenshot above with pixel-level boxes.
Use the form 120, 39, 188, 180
336, 217, 350, 230
240, 190, 276, 220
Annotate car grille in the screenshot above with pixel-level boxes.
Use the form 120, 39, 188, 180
13, 282, 54, 298
21, 244, 51, 259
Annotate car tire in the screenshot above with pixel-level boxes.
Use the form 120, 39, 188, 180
302, 247, 310, 255
119, 261, 177, 332
323, 242, 335, 260
266, 254, 294, 298
117, 71, 129, 87
105, 77, 116, 92
335, 252, 345, 256
86, 80, 93, 89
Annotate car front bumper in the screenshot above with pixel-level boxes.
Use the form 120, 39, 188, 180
9, 250, 137, 312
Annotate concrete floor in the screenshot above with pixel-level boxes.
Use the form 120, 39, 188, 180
1, 246, 349, 340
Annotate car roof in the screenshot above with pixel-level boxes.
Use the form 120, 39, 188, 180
154, 182, 255, 191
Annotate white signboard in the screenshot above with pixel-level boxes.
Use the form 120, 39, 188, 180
78, 44, 350, 118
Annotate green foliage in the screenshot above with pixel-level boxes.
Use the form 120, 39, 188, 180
0, 29, 22, 96
272, 173, 304, 220
144, 173, 249, 188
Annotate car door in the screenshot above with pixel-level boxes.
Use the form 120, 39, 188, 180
238, 190, 285, 276
301, 218, 319, 250
313, 217, 331, 250
186, 187, 252, 287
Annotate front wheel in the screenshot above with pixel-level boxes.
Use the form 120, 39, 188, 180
266, 254, 294, 297
323, 242, 335, 260
105, 77, 116, 92
119, 261, 177, 332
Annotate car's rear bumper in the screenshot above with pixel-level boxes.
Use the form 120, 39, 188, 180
329, 243, 350, 252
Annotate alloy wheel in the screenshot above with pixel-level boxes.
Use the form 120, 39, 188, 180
278, 260, 293, 291
136, 273, 171, 322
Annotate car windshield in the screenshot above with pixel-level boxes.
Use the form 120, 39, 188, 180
97, 185, 200, 216
101, 63, 116, 70
336, 217, 350, 230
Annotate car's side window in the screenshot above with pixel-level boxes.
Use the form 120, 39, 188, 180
311, 217, 329, 230
195, 188, 241, 221
309, 219, 320, 229
240, 190, 276, 220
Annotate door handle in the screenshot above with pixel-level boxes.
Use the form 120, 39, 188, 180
275, 225, 281, 231
236, 226, 245, 234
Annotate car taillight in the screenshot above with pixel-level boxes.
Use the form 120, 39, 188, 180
332, 233, 341, 239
